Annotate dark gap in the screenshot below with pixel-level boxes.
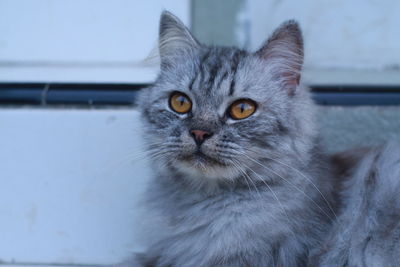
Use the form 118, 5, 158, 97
1, 83, 400, 106
0, 83, 146, 106
311, 85, 400, 93
311, 85, 400, 105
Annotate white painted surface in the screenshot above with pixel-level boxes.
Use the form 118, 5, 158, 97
0, 108, 152, 265
0, 0, 189, 83
246, 0, 400, 84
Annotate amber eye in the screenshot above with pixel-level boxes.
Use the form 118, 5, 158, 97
169, 92, 192, 114
229, 99, 257, 120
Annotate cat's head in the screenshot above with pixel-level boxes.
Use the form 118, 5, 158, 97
139, 11, 316, 187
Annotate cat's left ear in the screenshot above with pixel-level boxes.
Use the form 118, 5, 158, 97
256, 20, 303, 95
158, 11, 201, 68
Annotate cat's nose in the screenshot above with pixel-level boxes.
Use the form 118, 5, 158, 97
190, 129, 213, 145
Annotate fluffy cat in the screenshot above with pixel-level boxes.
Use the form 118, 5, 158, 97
128, 11, 400, 267
134, 11, 337, 266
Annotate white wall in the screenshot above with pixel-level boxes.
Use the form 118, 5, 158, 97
246, 0, 400, 85
0, 0, 190, 83
0, 109, 152, 266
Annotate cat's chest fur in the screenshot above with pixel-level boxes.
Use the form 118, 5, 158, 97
144, 173, 319, 267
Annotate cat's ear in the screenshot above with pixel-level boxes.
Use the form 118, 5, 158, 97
158, 11, 200, 67
256, 20, 303, 95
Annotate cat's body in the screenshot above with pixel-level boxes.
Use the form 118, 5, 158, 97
127, 11, 400, 267
312, 141, 400, 266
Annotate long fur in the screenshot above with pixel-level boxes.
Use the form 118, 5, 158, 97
311, 141, 400, 266
120, 11, 399, 267
131, 11, 336, 266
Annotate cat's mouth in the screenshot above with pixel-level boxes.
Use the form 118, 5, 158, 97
174, 149, 240, 180
178, 150, 228, 169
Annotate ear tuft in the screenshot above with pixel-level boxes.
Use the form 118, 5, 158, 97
256, 20, 304, 94
158, 11, 200, 67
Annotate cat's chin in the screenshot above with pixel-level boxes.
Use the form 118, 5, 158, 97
174, 153, 240, 181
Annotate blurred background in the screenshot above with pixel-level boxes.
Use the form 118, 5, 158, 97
0, 0, 399, 266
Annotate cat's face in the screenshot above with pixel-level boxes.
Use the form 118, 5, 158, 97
140, 12, 315, 184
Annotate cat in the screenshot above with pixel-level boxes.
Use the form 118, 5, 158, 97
129, 11, 400, 267
132, 11, 337, 266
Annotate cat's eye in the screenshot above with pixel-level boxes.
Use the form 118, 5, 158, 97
169, 92, 192, 114
229, 99, 257, 120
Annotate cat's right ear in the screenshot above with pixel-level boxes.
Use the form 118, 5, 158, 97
158, 11, 200, 68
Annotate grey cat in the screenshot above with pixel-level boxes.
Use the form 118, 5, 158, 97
130, 11, 400, 267
134, 11, 336, 266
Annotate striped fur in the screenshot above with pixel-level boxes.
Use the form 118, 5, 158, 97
132, 11, 335, 266
123, 11, 400, 267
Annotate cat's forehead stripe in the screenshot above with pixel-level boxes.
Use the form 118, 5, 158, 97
188, 50, 211, 91
215, 71, 228, 92
205, 57, 222, 94
228, 50, 245, 96
192, 48, 247, 97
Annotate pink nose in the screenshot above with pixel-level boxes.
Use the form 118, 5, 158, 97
190, 129, 213, 145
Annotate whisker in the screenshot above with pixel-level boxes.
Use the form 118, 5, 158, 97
233, 160, 261, 197
236, 151, 335, 223
233, 159, 296, 239
243, 148, 338, 221
231, 161, 257, 197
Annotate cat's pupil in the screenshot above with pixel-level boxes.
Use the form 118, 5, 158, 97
240, 103, 246, 113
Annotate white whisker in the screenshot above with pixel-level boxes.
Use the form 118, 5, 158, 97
243, 148, 338, 221
236, 151, 335, 223
233, 159, 296, 240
